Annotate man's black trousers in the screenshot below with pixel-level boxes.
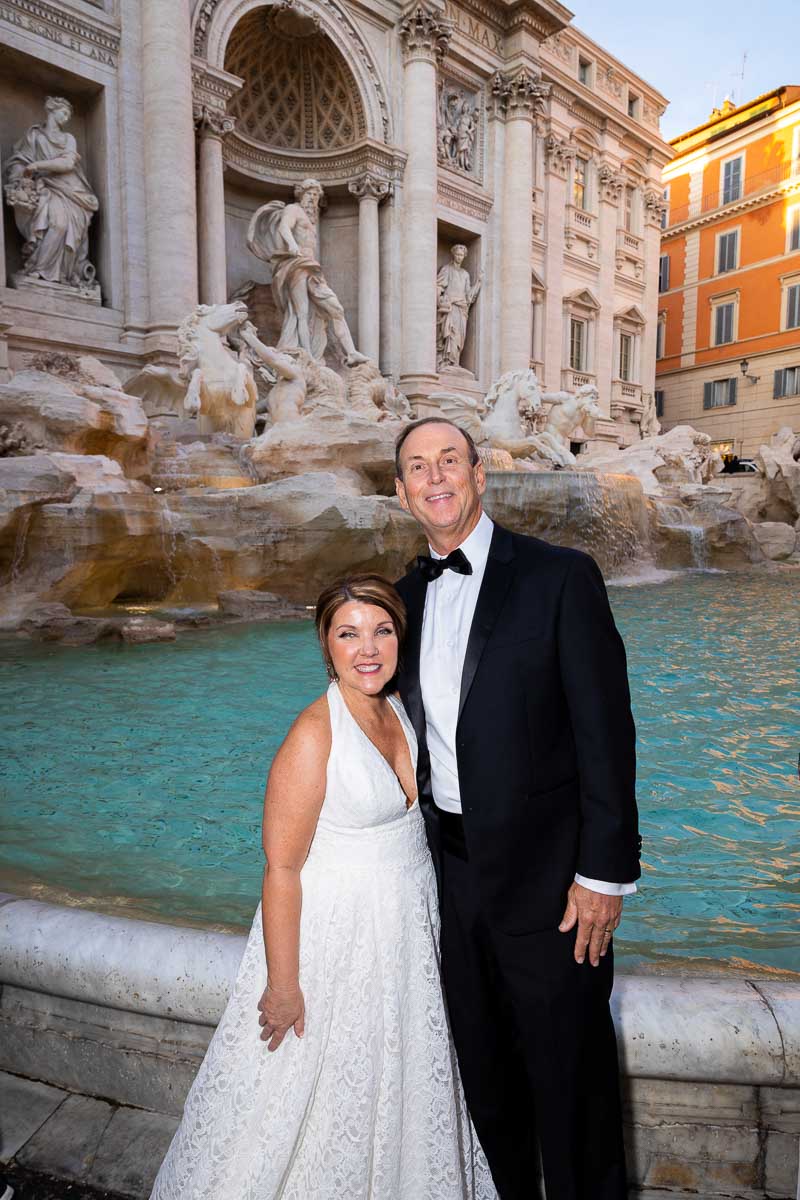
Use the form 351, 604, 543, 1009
438, 816, 628, 1200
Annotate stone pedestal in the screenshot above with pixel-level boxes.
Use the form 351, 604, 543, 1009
492, 69, 549, 376
398, 4, 452, 398
141, 0, 198, 336
195, 108, 235, 307
349, 174, 391, 365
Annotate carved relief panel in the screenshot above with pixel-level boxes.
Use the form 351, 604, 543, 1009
437, 76, 483, 182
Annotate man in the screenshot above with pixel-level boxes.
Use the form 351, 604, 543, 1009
393, 417, 640, 1200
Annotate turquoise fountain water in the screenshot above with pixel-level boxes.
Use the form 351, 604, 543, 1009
1, 570, 798, 974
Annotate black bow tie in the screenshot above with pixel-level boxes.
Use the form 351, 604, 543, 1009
416, 548, 473, 582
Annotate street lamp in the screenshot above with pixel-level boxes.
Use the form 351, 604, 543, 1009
740, 358, 760, 384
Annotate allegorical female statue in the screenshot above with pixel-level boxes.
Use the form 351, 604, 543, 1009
3, 96, 99, 294
436, 244, 483, 371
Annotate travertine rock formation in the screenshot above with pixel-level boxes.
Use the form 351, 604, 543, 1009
582, 425, 724, 495
750, 521, 798, 561
242, 412, 403, 494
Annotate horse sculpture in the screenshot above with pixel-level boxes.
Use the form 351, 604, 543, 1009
481, 368, 544, 454
178, 302, 259, 439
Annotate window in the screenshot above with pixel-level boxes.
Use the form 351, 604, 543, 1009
787, 283, 800, 329
722, 156, 743, 204
713, 301, 735, 346
658, 254, 670, 292
624, 186, 635, 232
661, 187, 669, 230
793, 127, 800, 174
654, 389, 664, 418
578, 58, 592, 86
656, 318, 665, 360
773, 366, 800, 398
619, 333, 633, 381
703, 378, 737, 409
627, 92, 640, 119
569, 318, 586, 370
717, 230, 739, 273
573, 156, 588, 209
788, 206, 800, 253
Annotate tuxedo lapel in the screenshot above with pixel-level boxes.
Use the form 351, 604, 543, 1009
458, 524, 515, 725
400, 568, 428, 746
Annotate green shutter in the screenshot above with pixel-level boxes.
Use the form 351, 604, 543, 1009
703, 381, 713, 409
728, 377, 737, 406
774, 369, 784, 399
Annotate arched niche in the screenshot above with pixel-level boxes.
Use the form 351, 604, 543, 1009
194, 0, 391, 145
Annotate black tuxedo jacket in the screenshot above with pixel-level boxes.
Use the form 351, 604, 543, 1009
395, 522, 641, 934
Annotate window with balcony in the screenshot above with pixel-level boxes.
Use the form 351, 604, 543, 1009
773, 365, 800, 398
786, 283, 800, 330
793, 127, 800, 175
788, 205, 800, 253
619, 333, 633, 381
658, 254, 670, 292
717, 229, 739, 273
569, 318, 586, 371
656, 316, 666, 360
703, 378, 737, 409
578, 57, 592, 86
624, 185, 635, 232
573, 156, 588, 210
713, 301, 735, 346
721, 156, 743, 205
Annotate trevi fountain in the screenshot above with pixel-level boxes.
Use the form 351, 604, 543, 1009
1, 7, 800, 1198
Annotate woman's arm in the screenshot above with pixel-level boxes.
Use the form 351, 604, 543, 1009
257, 698, 330, 1050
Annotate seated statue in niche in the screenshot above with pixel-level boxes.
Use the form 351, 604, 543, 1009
3, 96, 100, 297
246, 178, 368, 367
436, 244, 482, 372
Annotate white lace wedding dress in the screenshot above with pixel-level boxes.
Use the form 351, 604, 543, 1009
150, 682, 496, 1200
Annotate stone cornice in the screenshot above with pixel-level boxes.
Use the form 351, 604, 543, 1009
664, 178, 800, 238
348, 172, 393, 201
399, 3, 453, 63
0, 0, 120, 66
223, 133, 406, 188
436, 174, 494, 221
491, 67, 549, 121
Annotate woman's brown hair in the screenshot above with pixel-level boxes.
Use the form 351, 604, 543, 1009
315, 573, 407, 683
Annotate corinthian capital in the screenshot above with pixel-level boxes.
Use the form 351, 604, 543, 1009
399, 4, 453, 63
543, 132, 575, 177
643, 187, 669, 226
193, 103, 236, 139
491, 68, 549, 121
348, 173, 393, 202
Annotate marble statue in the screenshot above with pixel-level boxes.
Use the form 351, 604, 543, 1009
3, 97, 100, 297
177, 302, 270, 438
438, 84, 479, 173
482, 368, 543, 445
640, 390, 662, 439
246, 178, 368, 367
436, 245, 483, 370
535, 383, 602, 468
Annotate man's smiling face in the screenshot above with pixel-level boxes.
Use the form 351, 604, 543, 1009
395, 421, 485, 551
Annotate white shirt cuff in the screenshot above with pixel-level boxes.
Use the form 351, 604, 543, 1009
574, 874, 637, 896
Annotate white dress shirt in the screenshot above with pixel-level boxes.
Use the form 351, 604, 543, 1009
418, 510, 636, 898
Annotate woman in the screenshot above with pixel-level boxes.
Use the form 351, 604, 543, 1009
150, 574, 495, 1200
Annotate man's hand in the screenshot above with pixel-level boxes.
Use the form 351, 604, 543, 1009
559, 882, 622, 966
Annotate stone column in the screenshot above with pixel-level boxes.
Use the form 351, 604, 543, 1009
195, 106, 235, 306
348, 173, 392, 364
642, 188, 669, 402
596, 164, 625, 413
141, 0, 198, 334
542, 132, 573, 387
493, 69, 549, 375
398, 4, 452, 398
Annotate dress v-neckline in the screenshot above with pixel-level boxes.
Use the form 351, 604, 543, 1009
335, 684, 418, 810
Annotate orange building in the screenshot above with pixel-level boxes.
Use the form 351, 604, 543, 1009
656, 86, 800, 457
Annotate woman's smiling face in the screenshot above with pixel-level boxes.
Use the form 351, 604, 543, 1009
327, 601, 399, 695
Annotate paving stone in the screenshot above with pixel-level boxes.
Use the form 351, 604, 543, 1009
0, 1070, 67, 1162
87, 1107, 178, 1198
15, 1094, 114, 1181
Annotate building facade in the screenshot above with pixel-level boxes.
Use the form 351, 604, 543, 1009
0, 0, 669, 446
657, 87, 800, 457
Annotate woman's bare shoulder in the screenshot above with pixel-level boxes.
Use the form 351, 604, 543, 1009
275, 693, 332, 767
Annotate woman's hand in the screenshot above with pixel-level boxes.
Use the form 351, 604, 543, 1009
257, 982, 305, 1051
